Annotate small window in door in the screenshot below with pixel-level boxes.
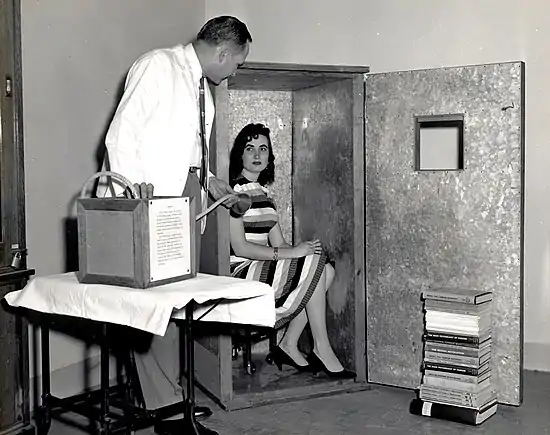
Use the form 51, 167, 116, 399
415, 114, 464, 171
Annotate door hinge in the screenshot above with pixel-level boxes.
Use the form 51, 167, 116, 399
5, 76, 13, 97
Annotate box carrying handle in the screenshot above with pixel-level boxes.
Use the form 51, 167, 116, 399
80, 171, 139, 199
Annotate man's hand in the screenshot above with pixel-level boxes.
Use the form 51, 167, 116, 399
125, 182, 154, 199
208, 177, 239, 207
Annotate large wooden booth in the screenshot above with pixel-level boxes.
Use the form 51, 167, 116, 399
197, 62, 369, 409
197, 60, 526, 409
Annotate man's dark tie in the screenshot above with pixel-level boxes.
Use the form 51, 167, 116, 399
198, 77, 208, 190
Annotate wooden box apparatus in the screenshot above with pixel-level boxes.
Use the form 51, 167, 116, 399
76, 171, 197, 288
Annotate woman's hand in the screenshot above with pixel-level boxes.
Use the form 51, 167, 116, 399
293, 239, 323, 257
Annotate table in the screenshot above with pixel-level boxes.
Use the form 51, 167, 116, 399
4, 272, 274, 435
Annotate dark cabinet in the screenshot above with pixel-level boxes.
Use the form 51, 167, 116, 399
1, 0, 32, 430
0, 269, 34, 435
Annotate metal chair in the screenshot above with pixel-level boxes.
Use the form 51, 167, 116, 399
232, 326, 277, 375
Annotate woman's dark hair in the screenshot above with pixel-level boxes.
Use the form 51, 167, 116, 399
229, 123, 275, 187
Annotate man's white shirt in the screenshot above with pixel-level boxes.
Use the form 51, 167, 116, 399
97, 43, 214, 231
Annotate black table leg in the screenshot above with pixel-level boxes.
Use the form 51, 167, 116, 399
155, 302, 218, 435
36, 316, 52, 435
98, 322, 111, 434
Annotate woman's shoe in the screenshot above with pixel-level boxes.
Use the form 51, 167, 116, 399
266, 346, 310, 372
306, 351, 356, 379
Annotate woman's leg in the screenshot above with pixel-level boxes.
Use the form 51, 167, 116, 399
305, 266, 344, 372
278, 263, 336, 366
325, 263, 335, 291
278, 310, 309, 366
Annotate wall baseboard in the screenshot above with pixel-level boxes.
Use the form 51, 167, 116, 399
524, 342, 550, 372
27, 341, 550, 414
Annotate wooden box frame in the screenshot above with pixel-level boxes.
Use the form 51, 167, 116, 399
197, 62, 369, 409
77, 197, 196, 289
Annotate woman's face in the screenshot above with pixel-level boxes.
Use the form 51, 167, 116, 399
241, 134, 270, 177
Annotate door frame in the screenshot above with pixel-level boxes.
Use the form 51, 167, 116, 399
0, 0, 27, 268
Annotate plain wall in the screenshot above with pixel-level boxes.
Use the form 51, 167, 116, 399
21, 0, 205, 397
206, 0, 550, 371
19, 0, 550, 403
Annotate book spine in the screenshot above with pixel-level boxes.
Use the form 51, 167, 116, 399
424, 369, 490, 384
426, 327, 485, 337
410, 398, 482, 425
422, 376, 489, 392
425, 309, 490, 317
419, 385, 494, 400
423, 362, 488, 376
425, 343, 489, 357
424, 332, 486, 345
425, 319, 488, 328
419, 392, 494, 409
425, 316, 490, 326
424, 351, 486, 367
423, 292, 475, 304
424, 302, 491, 315
425, 313, 490, 321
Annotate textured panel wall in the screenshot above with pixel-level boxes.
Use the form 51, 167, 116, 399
366, 62, 524, 405
293, 79, 356, 369
227, 90, 293, 242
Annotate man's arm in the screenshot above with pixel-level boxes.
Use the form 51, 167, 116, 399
208, 176, 238, 206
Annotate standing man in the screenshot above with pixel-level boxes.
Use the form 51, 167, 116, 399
96, 15, 252, 429
99, 15, 252, 237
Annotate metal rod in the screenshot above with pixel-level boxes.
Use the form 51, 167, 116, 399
186, 303, 196, 408
185, 302, 200, 433
38, 315, 52, 434
100, 322, 110, 430
48, 396, 102, 420
41, 317, 51, 401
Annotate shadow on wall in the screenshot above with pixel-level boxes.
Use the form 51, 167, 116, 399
0, 298, 108, 410
24, 308, 155, 411
62, 76, 128, 273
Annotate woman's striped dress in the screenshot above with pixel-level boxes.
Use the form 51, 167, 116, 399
230, 176, 327, 329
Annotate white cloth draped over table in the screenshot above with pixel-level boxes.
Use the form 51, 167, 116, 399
4, 273, 275, 335
4, 273, 274, 410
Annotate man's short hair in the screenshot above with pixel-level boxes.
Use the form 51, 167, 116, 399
197, 16, 252, 50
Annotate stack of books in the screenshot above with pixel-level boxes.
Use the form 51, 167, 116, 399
410, 288, 498, 425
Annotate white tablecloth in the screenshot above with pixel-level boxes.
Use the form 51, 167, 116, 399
4, 272, 275, 336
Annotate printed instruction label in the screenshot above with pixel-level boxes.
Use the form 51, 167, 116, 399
148, 198, 191, 282
421, 402, 433, 416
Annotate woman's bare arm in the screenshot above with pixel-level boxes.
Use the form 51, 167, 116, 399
268, 223, 291, 249
230, 217, 314, 260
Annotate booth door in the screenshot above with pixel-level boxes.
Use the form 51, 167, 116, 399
365, 62, 525, 406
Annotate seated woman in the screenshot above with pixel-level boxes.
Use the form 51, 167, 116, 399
229, 123, 355, 379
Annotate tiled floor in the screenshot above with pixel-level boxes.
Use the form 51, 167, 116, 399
50, 370, 550, 435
